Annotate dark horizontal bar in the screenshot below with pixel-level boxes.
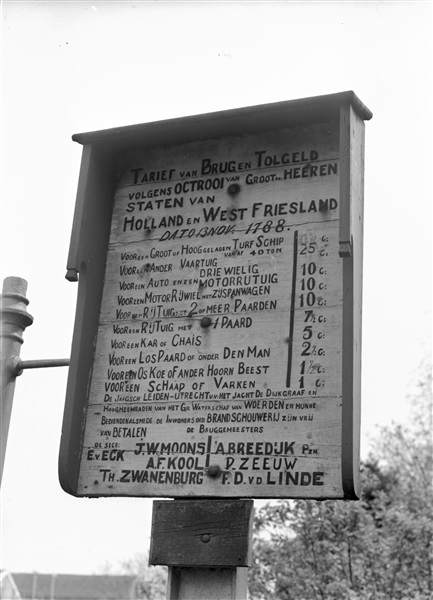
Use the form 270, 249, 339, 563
17, 359, 70, 371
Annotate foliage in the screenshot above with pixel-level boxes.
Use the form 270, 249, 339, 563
249, 369, 432, 600
97, 552, 167, 600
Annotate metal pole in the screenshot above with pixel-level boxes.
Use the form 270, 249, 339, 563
0, 277, 34, 485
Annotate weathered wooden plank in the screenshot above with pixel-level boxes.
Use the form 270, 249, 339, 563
71, 91, 371, 147
150, 500, 253, 567
167, 567, 247, 600
340, 103, 365, 498
59, 145, 116, 495
75, 123, 346, 498
61, 92, 371, 500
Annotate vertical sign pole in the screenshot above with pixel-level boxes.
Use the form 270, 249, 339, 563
167, 566, 248, 600
0, 277, 34, 485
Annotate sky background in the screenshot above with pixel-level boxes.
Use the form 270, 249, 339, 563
1, 0, 431, 576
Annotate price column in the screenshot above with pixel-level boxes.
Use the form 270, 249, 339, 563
286, 223, 341, 396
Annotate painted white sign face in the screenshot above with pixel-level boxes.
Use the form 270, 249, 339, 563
77, 123, 345, 498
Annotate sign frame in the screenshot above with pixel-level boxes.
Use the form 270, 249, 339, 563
59, 91, 372, 500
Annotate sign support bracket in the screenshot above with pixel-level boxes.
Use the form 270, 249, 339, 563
150, 499, 253, 600
8, 357, 70, 376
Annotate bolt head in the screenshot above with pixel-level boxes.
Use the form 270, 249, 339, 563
207, 465, 221, 478
227, 183, 240, 196
200, 316, 212, 328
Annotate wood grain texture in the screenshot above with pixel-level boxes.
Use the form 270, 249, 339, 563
60, 93, 370, 500
76, 124, 347, 499
150, 500, 253, 567
167, 567, 247, 600
340, 103, 365, 499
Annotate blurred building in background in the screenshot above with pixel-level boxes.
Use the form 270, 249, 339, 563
0, 572, 139, 600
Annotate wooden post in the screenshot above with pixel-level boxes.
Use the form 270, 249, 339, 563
0, 277, 34, 485
167, 567, 248, 600
150, 499, 253, 600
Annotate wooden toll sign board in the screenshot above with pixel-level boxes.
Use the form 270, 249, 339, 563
59, 92, 372, 499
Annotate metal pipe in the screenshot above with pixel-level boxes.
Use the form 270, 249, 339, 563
1, 277, 34, 485
14, 358, 70, 374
